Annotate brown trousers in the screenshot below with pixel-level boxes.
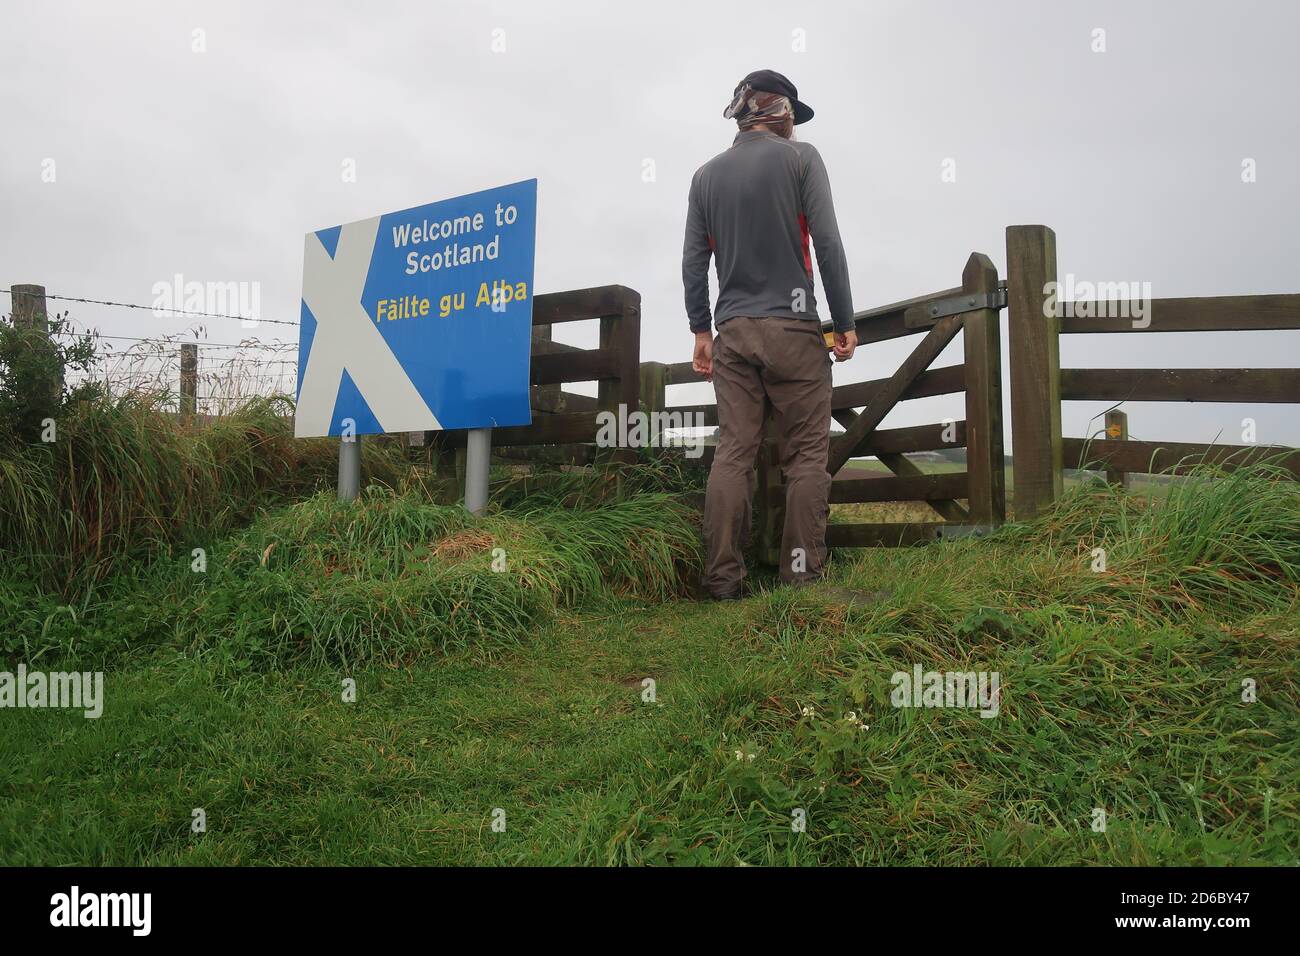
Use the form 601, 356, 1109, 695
704, 316, 832, 593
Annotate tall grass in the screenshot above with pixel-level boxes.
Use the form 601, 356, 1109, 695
196, 486, 700, 668
0, 393, 409, 595
1012, 460, 1300, 616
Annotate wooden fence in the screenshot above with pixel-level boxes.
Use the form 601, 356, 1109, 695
482, 224, 1300, 551
14, 221, 1298, 554
1005, 224, 1300, 518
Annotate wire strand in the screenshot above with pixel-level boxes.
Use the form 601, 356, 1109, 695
92, 333, 298, 350
1, 287, 300, 327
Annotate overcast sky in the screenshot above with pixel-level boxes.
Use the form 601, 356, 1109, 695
2, 0, 1297, 449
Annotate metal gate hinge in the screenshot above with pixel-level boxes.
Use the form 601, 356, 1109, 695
904, 288, 1007, 328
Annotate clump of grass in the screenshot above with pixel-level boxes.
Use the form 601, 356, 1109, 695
121, 486, 704, 670
1004, 460, 1300, 615
0, 392, 410, 595
1124, 461, 1300, 608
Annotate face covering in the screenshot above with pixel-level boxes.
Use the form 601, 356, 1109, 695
723, 86, 795, 139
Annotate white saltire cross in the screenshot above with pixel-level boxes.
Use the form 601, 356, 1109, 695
295, 216, 442, 437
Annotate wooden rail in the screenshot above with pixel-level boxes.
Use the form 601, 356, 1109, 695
1060, 368, 1300, 404
1064, 435, 1300, 480
1057, 294, 1300, 334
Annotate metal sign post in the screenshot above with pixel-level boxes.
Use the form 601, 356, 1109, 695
464, 428, 491, 513
338, 435, 361, 502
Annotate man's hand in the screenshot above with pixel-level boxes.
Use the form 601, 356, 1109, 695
692, 330, 714, 381
833, 328, 857, 362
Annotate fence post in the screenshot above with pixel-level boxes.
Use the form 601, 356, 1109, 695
961, 253, 1006, 526
424, 430, 460, 502
10, 284, 47, 332
639, 360, 667, 449
639, 361, 666, 415
598, 288, 640, 467
180, 343, 197, 423
531, 323, 561, 412
1104, 409, 1129, 489
10, 283, 62, 400
1006, 225, 1062, 520
405, 429, 426, 462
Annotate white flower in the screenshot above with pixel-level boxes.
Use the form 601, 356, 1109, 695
800, 705, 816, 718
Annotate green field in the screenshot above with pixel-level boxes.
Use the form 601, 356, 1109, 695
2, 429, 1297, 864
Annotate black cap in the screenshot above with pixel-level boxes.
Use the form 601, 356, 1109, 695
728, 69, 814, 125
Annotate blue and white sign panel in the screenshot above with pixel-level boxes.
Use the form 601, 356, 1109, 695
295, 179, 537, 438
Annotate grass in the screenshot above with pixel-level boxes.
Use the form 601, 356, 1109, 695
0, 394, 414, 596
170, 487, 699, 670
0, 459, 1296, 866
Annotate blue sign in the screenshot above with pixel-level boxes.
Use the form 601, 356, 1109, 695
295, 179, 537, 438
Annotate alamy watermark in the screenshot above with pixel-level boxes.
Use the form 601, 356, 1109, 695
1044, 274, 1153, 328
891, 665, 1001, 718
0, 665, 103, 718
151, 273, 261, 327
595, 403, 707, 458
50, 886, 150, 936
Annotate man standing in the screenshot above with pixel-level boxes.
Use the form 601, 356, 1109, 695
683, 69, 857, 599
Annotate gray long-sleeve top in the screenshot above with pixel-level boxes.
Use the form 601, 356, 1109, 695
682, 129, 855, 334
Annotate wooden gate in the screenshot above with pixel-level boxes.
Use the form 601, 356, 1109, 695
655, 250, 1009, 562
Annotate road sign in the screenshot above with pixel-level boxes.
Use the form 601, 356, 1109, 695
295, 179, 537, 438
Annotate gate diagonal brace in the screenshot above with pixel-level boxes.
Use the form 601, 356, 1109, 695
904, 289, 1007, 329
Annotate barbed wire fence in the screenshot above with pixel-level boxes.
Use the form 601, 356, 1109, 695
3, 284, 302, 420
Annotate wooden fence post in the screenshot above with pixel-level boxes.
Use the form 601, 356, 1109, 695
1104, 409, 1129, 489
962, 253, 1006, 525
10, 283, 62, 400
1006, 225, 1062, 520
639, 361, 666, 415
425, 431, 460, 502
10, 284, 47, 332
531, 323, 561, 412
598, 289, 640, 466
180, 343, 197, 423
639, 359, 667, 450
